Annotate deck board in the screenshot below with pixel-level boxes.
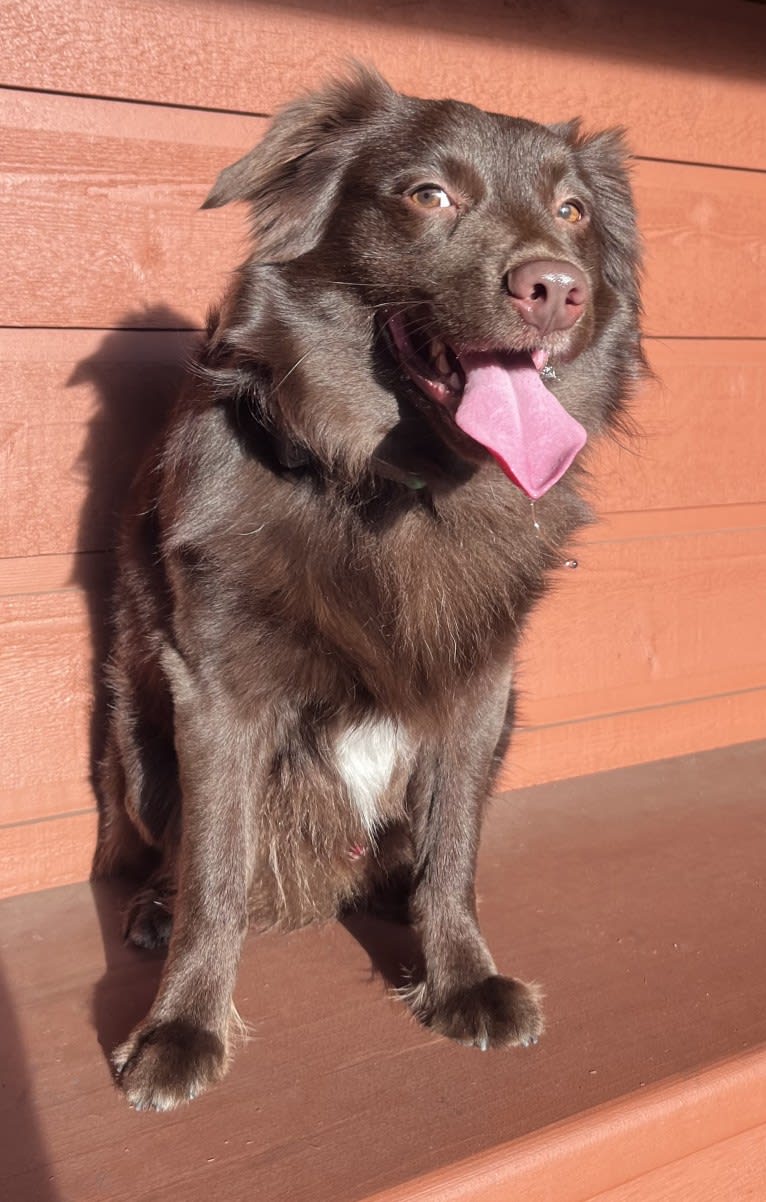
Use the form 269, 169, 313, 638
1, 741, 766, 1201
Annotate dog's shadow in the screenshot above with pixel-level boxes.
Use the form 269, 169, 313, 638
70, 306, 196, 783
89, 878, 167, 1061
71, 308, 190, 1059
341, 863, 426, 995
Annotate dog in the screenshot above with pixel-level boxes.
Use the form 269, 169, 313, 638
95, 66, 644, 1110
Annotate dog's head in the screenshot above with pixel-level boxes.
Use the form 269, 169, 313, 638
203, 67, 642, 497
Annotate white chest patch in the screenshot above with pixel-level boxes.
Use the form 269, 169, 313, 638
334, 718, 409, 834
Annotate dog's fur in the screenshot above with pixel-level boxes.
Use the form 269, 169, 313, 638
96, 68, 643, 1110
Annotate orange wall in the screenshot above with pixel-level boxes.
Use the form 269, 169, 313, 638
1, 0, 765, 896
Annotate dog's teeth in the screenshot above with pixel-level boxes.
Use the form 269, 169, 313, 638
436, 352, 450, 376
448, 372, 461, 391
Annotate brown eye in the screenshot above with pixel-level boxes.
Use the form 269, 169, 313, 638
409, 185, 453, 210
557, 199, 585, 224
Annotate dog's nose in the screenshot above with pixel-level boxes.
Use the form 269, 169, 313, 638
506, 260, 588, 333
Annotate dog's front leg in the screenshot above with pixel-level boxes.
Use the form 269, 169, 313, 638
408, 672, 543, 1050
113, 649, 260, 1110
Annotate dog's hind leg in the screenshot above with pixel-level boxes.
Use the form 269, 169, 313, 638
123, 867, 177, 949
93, 726, 160, 879
93, 649, 180, 880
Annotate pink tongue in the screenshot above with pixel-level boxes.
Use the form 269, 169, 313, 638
455, 352, 587, 499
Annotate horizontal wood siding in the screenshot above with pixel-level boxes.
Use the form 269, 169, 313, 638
2, 0, 764, 166
0, 0, 764, 896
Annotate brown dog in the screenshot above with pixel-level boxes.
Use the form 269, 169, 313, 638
96, 67, 644, 1110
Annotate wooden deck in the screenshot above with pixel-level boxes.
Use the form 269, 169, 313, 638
2, 740, 766, 1201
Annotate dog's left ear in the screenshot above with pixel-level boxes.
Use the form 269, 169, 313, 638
572, 128, 642, 309
202, 66, 397, 262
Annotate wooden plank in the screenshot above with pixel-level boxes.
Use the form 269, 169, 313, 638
585, 338, 766, 517
520, 526, 766, 727
503, 687, 766, 791
583, 1123, 766, 1202
0, 589, 100, 825
4, 688, 764, 897
0, 90, 259, 329
2, 744, 766, 1199
367, 1056, 766, 1202
587, 506, 766, 544
0, 328, 195, 558
2, 526, 765, 829
0, 328, 765, 560
1, 0, 764, 168
2, 526, 764, 757
4, 501, 766, 602
2, 89, 765, 334
0, 809, 96, 898
638, 160, 766, 339
0, 552, 110, 597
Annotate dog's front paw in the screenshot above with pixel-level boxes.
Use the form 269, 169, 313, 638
113, 1019, 227, 1110
408, 975, 544, 1050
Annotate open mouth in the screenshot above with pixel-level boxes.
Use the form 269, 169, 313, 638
383, 312, 587, 500
385, 312, 550, 408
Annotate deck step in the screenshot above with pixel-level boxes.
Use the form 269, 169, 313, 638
1, 740, 765, 1201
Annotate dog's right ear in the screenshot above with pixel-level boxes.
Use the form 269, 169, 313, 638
202, 66, 397, 262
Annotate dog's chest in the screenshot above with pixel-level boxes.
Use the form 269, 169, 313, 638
333, 717, 412, 832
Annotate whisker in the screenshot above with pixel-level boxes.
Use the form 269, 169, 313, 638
302, 278, 420, 293
370, 304, 420, 353
404, 318, 440, 359
273, 348, 315, 390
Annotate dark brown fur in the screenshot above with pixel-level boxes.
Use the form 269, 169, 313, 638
96, 68, 644, 1110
